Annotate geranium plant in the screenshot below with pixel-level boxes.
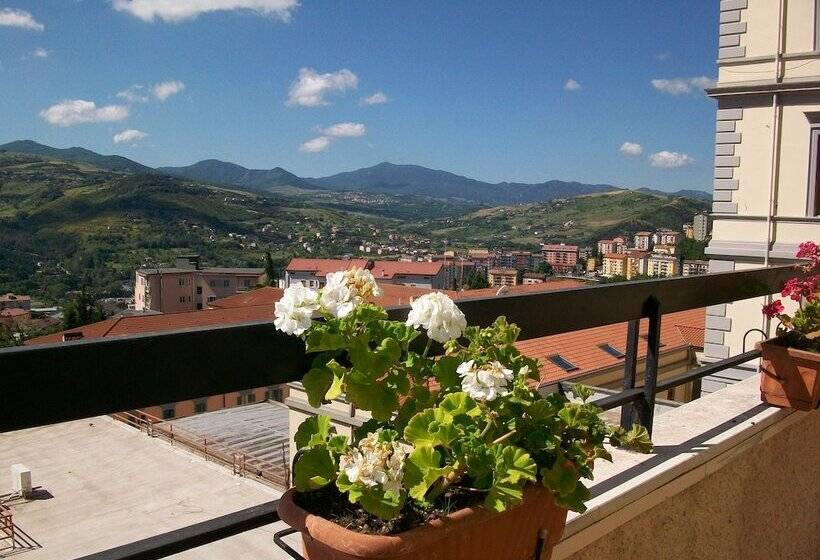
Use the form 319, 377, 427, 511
275, 268, 651, 526
761, 241, 820, 352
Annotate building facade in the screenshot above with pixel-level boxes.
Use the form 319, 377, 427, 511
693, 212, 709, 241
602, 254, 627, 278
703, 0, 820, 390
134, 256, 264, 313
682, 260, 710, 276
542, 243, 579, 273
488, 268, 518, 287
647, 254, 680, 278
634, 231, 653, 251
0, 293, 31, 312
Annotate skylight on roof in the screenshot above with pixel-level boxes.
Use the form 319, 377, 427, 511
547, 354, 579, 372
598, 343, 626, 359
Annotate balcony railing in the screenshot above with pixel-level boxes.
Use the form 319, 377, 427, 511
0, 264, 797, 560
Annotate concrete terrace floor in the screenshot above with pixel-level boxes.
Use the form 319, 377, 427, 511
0, 416, 299, 559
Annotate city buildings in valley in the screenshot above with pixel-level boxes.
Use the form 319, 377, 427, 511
134, 255, 264, 313
522, 272, 547, 284
284, 258, 458, 290
487, 267, 519, 287
682, 260, 710, 276
653, 229, 681, 246
542, 243, 579, 273
602, 253, 627, 278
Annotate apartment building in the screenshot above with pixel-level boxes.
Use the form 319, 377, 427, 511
683, 224, 695, 239
653, 229, 681, 246
626, 251, 648, 279
703, 0, 820, 389
634, 231, 653, 250
467, 248, 493, 272
653, 244, 677, 255
602, 253, 627, 278
0, 293, 31, 312
647, 254, 679, 277
693, 212, 709, 241
542, 243, 579, 273
134, 255, 264, 313
487, 267, 519, 287
682, 260, 710, 276
522, 272, 547, 284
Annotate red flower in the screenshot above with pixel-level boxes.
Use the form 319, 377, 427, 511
796, 241, 820, 271
782, 276, 819, 302
762, 299, 785, 318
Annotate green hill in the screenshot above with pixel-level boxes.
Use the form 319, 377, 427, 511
0, 140, 153, 174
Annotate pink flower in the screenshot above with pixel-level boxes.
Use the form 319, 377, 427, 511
796, 241, 820, 271
762, 299, 785, 319
781, 276, 819, 302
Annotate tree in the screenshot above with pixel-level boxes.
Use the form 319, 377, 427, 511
63, 287, 105, 330
465, 269, 489, 289
536, 261, 553, 275
264, 250, 279, 286
677, 238, 707, 262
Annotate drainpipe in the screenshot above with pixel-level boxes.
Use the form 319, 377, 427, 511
763, 0, 786, 336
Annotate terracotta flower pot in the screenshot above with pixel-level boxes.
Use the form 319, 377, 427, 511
277, 484, 568, 560
757, 339, 820, 410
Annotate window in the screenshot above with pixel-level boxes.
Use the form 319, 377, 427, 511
598, 343, 625, 359
162, 407, 175, 420
266, 387, 284, 401
207, 296, 217, 302
194, 401, 207, 414
547, 354, 579, 372
209, 280, 216, 287
247, 393, 256, 404
196, 303, 202, 310
236, 395, 243, 406
223, 279, 230, 287
808, 126, 820, 216
196, 286, 202, 295
243, 279, 251, 288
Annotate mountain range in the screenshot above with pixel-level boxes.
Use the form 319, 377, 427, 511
0, 140, 710, 204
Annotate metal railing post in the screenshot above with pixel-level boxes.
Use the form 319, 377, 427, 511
619, 319, 640, 429
637, 297, 662, 436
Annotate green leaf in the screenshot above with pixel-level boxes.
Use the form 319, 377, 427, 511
432, 355, 462, 390
554, 480, 591, 513
571, 383, 594, 403
348, 336, 402, 376
439, 392, 481, 419
302, 367, 334, 408
345, 375, 399, 421
403, 408, 458, 447
327, 435, 349, 455
610, 424, 653, 453
294, 415, 332, 449
304, 326, 347, 353
540, 457, 579, 496
484, 446, 537, 512
404, 446, 452, 502
336, 473, 405, 520
294, 447, 336, 492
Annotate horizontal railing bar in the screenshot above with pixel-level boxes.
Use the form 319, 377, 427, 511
0, 265, 794, 433
72, 500, 280, 560
592, 388, 644, 411
655, 349, 761, 393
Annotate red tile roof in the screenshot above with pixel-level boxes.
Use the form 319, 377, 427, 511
286, 258, 370, 276
543, 244, 579, 252
370, 260, 444, 278
285, 258, 445, 279
0, 308, 30, 317
515, 308, 705, 384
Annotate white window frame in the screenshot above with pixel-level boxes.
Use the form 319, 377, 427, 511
806, 125, 820, 216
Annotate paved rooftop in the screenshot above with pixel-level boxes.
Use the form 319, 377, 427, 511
0, 416, 297, 559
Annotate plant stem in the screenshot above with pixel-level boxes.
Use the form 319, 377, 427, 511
422, 338, 432, 357
492, 429, 517, 446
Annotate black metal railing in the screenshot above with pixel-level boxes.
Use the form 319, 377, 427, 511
0, 264, 796, 560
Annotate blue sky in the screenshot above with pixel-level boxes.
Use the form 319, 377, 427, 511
1, 1, 719, 190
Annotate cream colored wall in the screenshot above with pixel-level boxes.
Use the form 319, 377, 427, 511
560, 410, 820, 560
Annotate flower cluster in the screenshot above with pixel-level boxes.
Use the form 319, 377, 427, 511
761, 242, 820, 351
457, 359, 514, 402
273, 284, 320, 335
321, 268, 382, 318
405, 292, 467, 343
338, 431, 411, 495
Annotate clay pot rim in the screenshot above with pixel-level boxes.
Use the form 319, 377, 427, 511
756, 338, 820, 360
277, 484, 559, 559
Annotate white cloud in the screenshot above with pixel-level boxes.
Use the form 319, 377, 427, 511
619, 142, 643, 157
0, 8, 44, 31
114, 129, 148, 144
112, 0, 298, 23
286, 67, 358, 107
649, 151, 694, 168
152, 80, 185, 101
40, 100, 130, 127
321, 122, 366, 138
655, 52, 671, 61
651, 76, 715, 95
299, 136, 330, 153
117, 85, 150, 103
33, 47, 49, 58
563, 78, 582, 91
360, 91, 389, 105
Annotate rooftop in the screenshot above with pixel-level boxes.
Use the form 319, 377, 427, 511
137, 267, 265, 275
0, 293, 30, 303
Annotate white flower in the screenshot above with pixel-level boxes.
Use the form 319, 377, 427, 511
274, 284, 320, 335
458, 360, 514, 402
405, 292, 466, 343
319, 268, 382, 318
338, 430, 411, 495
